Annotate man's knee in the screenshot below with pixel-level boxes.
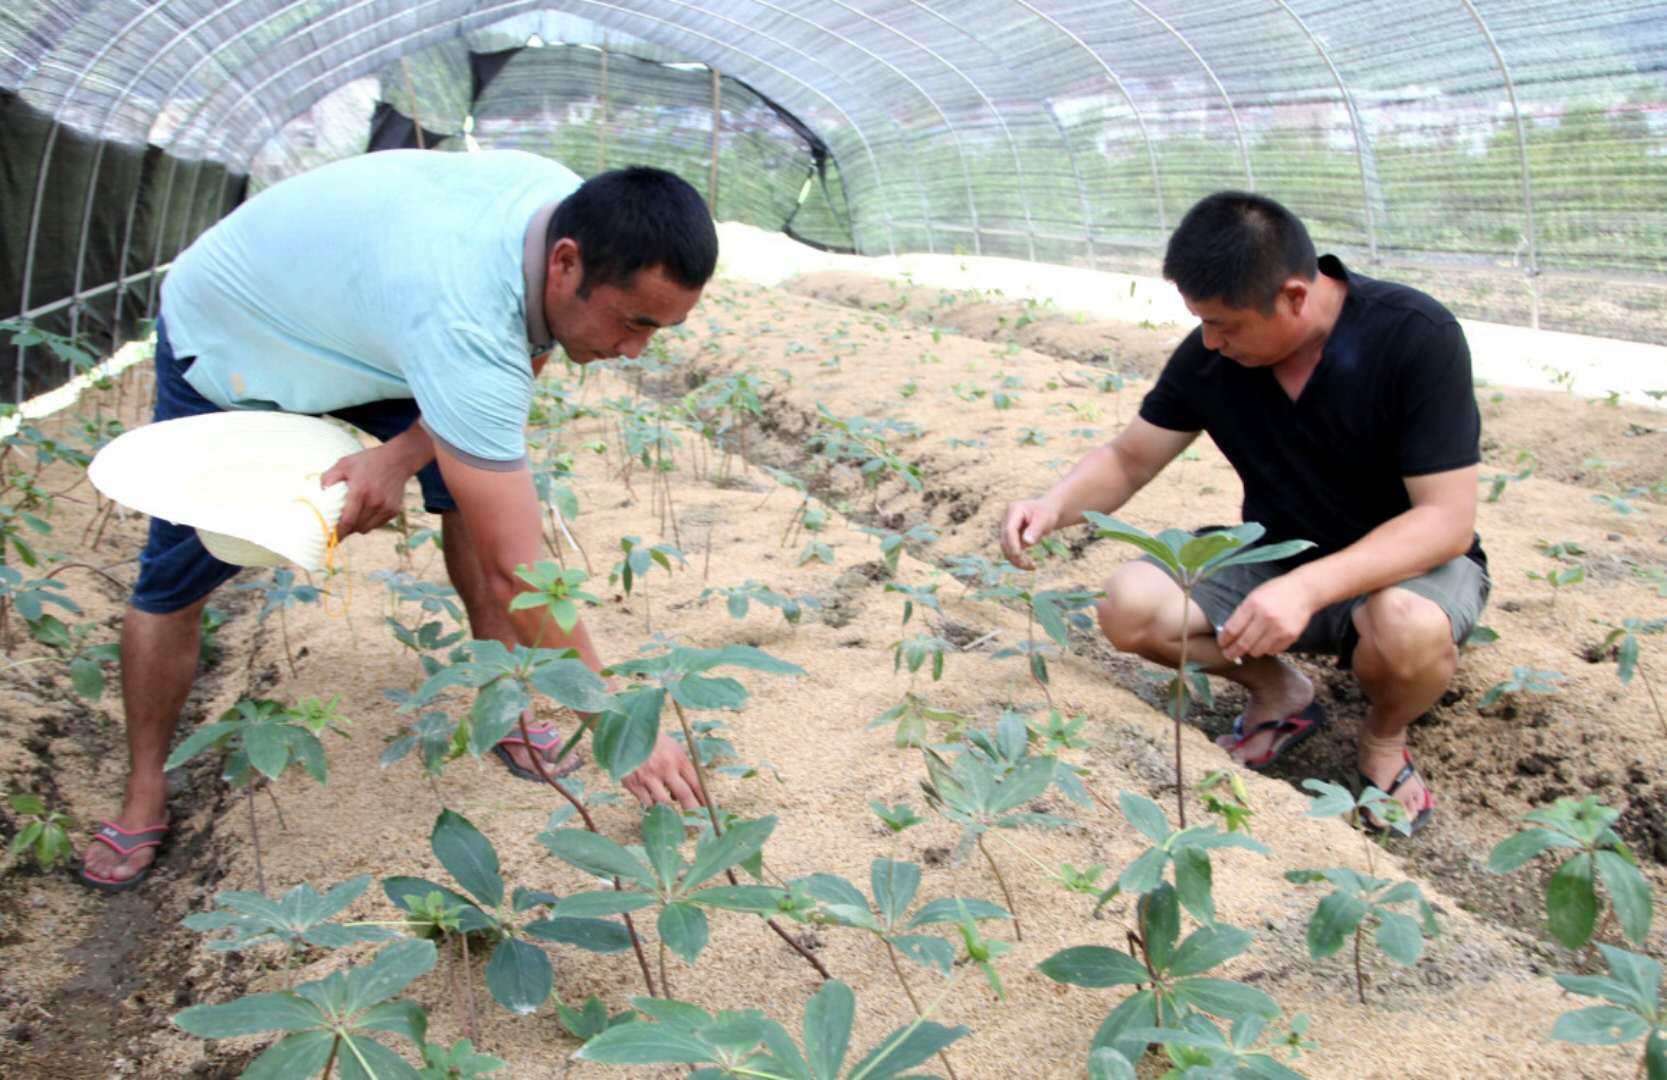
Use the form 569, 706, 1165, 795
1097, 562, 1181, 654
1354, 588, 1455, 682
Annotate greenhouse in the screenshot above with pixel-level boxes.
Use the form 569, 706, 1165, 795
2, 3, 1665, 1078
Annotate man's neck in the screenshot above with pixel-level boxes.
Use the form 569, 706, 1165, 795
1272, 272, 1348, 394
522, 201, 560, 349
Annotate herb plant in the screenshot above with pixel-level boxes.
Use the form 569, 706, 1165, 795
183, 874, 401, 954
6, 792, 74, 871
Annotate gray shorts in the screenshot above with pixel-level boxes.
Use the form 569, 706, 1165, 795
1141, 546, 1490, 668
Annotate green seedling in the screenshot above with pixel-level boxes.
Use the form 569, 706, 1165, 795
1093, 791, 1270, 927
0, 501, 52, 566
373, 570, 469, 678
385, 810, 637, 1015
1016, 426, 1048, 446
1108, 1013, 1318, 1078
1592, 491, 1645, 516
380, 710, 463, 781
531, 452, 589, 571
1547, 944, 1665, 1078
699, 580, 819, 627
798, 859, 1010, 979
0, 565, 76, 653
1039, 882, 1281, 1070
235, 567, 324, 677
858, 523, 939, 575
1027, 709, 1092, 752
26, 613, 120, 700
962, 713, 1093, 810
972, 573, 1102, 708
1478, 666, 1565, 711
1085, 517, 1313, 825
174, 938, 436, 1078
799, 538, 836, 567
509, 560, 600, 637
1526, 561, 1585, 609
165, 697, 350, 892
555, 996, 636, 1042
199, 605, 228, 667
609, 536, 685, 631
1481, 451, 1535, 502
1194, 770, 1255, 834
575, 978, 970, 1080
920, 739, 1073, 940
1486, 796, 1652, 950
807, 405, 924, 506
883, 582, 941, 628
1463, 624, 1499, 648
897, 379, 918, 399
419, 1038, 508, 1079
6, 792, 74, 871
944, 554, 1021, 594
541, 804, 783, 993
674, 715, 780, 782
868, 693, 968, 749
892, 633, 953, 682
1636, 565, 1667, 599
1598, 616, 1666, 738
870, 801, 925, 833
1051, 862, 1107, 896
182, 874, 401, 953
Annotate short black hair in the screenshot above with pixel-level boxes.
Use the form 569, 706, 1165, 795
1162, 191, 1317, 312
547, 166, 718, 294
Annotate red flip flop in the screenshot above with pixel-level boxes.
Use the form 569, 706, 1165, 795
1223, 701, 1328, 771
491, 721, 584, 784
79, 820, 168, 893
1359, 749, 1436, 836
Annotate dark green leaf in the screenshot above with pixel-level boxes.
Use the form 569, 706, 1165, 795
671, 674, 749, 711
483, 938, 551, 1015
241, 1031, 336, 1080
243, 722, 291, 781
1087, 1047, 1137, 1080
1169, 925, 1252, 978
1172, 847, 1214, 927
1550, 1006, 1650, 1045
689, 885, 787, 914
681, 816, 776, 893
1375, 911, 1426, 965
1486, 828, 1565, 873
846, 1020, 969, 1080
1547, 853, 1599, 950
538, 829, 656, 890
1090, 989, 1159, 1069
658, 901, 710, 964
336, 1035, 423, 1080
527, 658, 611, 713
1594, 849, 1653, 946
523, 916, 632, 954
640, 803, 685, 889
887, 934, 953, 975
432, 811, 504, 910
905, 897, 1009, 929
576, 1019, 715, 1065
174, 992, 320, 1038
356, 1000, 427, 1044
804, 979, 854, 1080
550, 891, 657, 918
344, 940, 438, 1015
1140, 885, 1181, 970
592, 687, 664, 782
1307, 891, 1369, 959
1117, 847, 1169, 896
1037, 946, 1149, 988
1174, 977, 1280, 1020
381, 877, 493, 933
871, 859, 920, 929
468, 679, 532, 757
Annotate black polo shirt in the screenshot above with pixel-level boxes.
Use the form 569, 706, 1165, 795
1139, 255, 1485, 567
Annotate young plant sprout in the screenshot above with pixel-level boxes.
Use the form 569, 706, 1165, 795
1477, 666, 1565, 712
6, 793, 74, 872
1480, 451, 1534, 502
1486, 796, 1653, 951
858, 522, 939, 576
235, 567, 325, 678
869, 693, 968, 749
609, 536, 685, 631
699, 580, 818, 628
1526, 561, 1584, 610
1545, 944, 1666, 1078
183, 874, 401, 954
1194, 770, 1256, 834
24, 612, 118, 700
1597, 616, 1667, 738
870, 801, 925, 833
1083, 517, 1313, 826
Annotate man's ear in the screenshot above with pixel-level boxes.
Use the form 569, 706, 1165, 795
546, 237, 583, 297
1279, 277, 1310, 318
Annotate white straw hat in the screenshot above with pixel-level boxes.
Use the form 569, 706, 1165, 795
89, 412, 363, 572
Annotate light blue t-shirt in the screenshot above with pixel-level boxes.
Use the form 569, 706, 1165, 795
162, 149, 582, 465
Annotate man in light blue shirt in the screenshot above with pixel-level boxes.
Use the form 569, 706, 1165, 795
82, 151, 718, 891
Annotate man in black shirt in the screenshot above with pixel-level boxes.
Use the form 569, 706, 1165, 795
1001, 192, 1488, 835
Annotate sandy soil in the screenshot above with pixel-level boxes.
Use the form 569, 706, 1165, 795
1, 271, 1664, 1079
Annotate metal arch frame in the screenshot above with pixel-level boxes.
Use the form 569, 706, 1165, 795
1124, 0, 1255, 190
1008, 0, 1167, 237
171, 0, 903, 255
1459, 0, 1538, 291
1269, 0, 1378, 258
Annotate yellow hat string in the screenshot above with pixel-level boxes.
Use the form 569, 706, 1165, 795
295, 496, 352, 618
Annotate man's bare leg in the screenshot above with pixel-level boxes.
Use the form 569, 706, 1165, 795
80, 599, 207, 883
1350, 588, 1455, 822
1097, 561, 1314, 765
440, 510, 586, 774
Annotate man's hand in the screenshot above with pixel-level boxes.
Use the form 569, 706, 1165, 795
621, 732, 705, 811
1217, 572, 1319, 662
321, 443, 418, 536
1000, 498, 1060, 570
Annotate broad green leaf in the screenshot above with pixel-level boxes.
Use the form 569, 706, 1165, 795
641, 803, 686, 889
1596, 945, 1664, 1012
69, 656, 105, 700
1178, 532, 1242, 572
1593, 849, 1653, 946
1087, 1047, 1138, 1080
887, 934, 953, 975
432, 811, 504, 910
1547, 852, 1598, 950
527, 658, 611, 713
1173, 977, 1280, 1020
871, 859, 921, 929
681, 644, 806, 676
1169, 925, 1252, 978
1486, 828, 1566, 873
1090, 989, 1159, 1069
1118, 791, 1173, 843
658, 901, 710, 964
344, 940, 438, 1015
1083, 513, 1180, 574
846, 1020, 969, 1080
539, 829, 657, 890
174, 992, 321, 1038
681, 816, 777, 893
1172, 847, 1214, 927
988, 754, 1058, 815
1210, 538, 1314, 571
1374, 911, 1426, 965
381, 877, 493, 934
1141, 885, 1181, 970
550, 891, 657, 918
1117, 847, 1170, 896
1647, 1031, 1666, 1080
1299, 778, 1357, 820
804, 979, 854, 1080
241, 1031, 336, 1080
671, 674, 749, 711
1307, 891, 1369, 959
1550, 1006, 1650, 1045
337, 1034, 423, 1080
689, 885, 787, 914
592, 688, 663, 782
357, 1000, 428, 1044
905, 897, 1010, 929
523, 916, 632, 954
1036, 946, 1149, 988
483, 938, 552, 1015
577, 1019, 715, 1065
468, 679, 531, 756
241, 721, 291, 781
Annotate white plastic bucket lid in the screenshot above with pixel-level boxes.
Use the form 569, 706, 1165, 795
89, 411, 363, 572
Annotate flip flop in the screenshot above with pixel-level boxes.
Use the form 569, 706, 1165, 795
1358, 749, 1436, 837
1223, 701, 1327, 771
491, 721, 584, 784
79, 820, 168, 893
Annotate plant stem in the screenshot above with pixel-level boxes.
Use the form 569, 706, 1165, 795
1025, 598, 1053, 709
658, 938, 672, 998
460, 932, 480, 1039
515, 716, 658, 997
1353, 922, 1367, 1005
1173, 585, 1191, 829
1637, 661, 1666, 740
669, 698, 831, 980
245, 785, 266, 894
448, 932, 477, 1044
702, 521, 714, 584
847, 971, 961, 1080
321, 1035, 340, 1080
279, 606, 297, 678
975, 832, 1022, 941
883, 938, 961, 1080
264, 785, 287, 830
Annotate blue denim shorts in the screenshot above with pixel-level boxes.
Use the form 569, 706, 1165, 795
130, 316, 456, 614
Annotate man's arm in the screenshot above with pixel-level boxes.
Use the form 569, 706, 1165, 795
432, 441, 704, 808
1000, 417, 1198, 569
1217, 464, 1478, 661
321, 421, 437, 536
